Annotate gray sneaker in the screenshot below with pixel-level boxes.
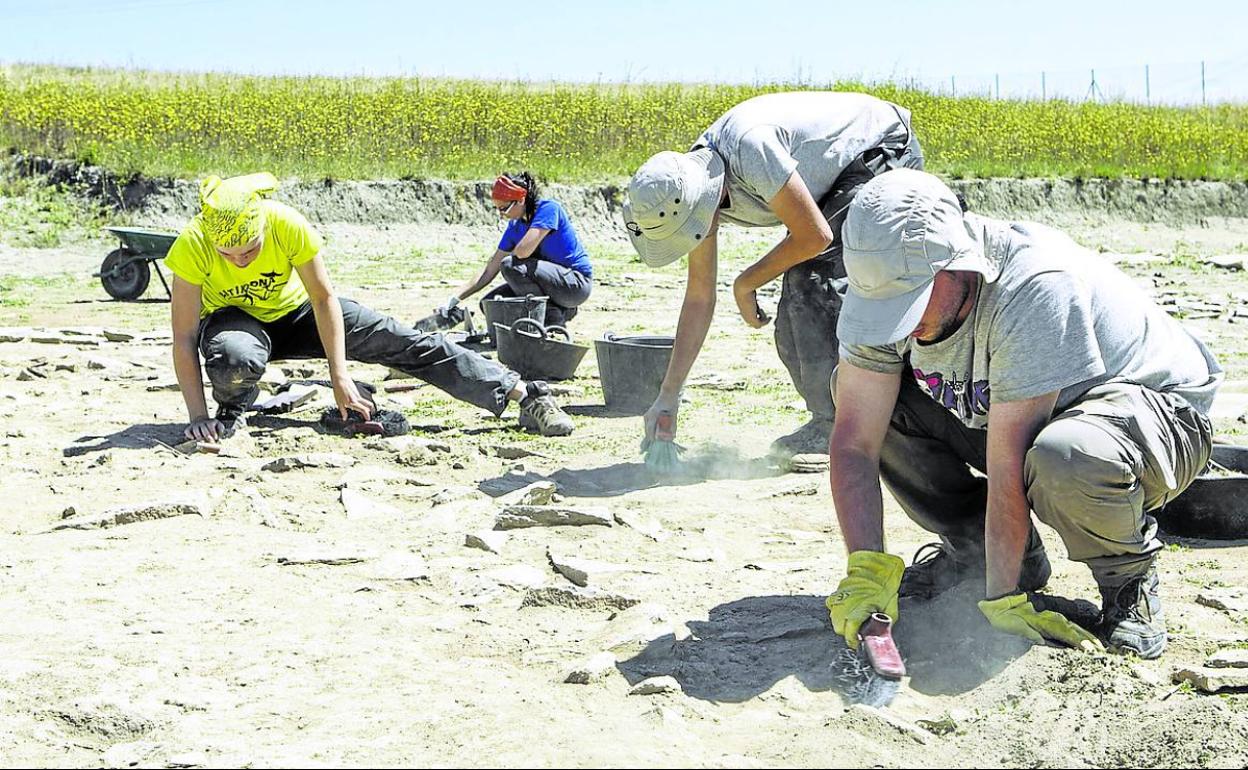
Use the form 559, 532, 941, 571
899, 540, 1052, 600
769, 417, 833, 458
1099, 567, 1166, 659
518, 381, 574, 437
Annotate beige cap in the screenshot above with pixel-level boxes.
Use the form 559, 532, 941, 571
622, 148, 725, 267
837, 169, 997, 346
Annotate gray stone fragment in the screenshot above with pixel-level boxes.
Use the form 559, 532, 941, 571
464, 530, 509, 554
521, 585, 639, 611
51, 497, 208, 531
495, 504, 612, 530
562, 652, 618, 684
262, 453, 357, 472
1172, 666, 1248, 693
498, 480, 558, 506
629, 675, 682, 696
1207, 649, 1248, 669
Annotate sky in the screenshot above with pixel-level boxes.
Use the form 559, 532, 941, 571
1, 0, 1246, 103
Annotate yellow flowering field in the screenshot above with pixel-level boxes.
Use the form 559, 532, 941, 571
0, 64, 1244, 181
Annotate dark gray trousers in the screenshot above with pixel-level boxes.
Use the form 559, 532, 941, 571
832, 369, 1212, 587
775, 135, 924, 421
198, 299, 520, 416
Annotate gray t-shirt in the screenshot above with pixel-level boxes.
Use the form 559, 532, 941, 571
693, 91, 915, 228
841, 214, 1223, 430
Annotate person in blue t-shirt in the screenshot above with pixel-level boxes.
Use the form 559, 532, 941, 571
439, 172, 593, 328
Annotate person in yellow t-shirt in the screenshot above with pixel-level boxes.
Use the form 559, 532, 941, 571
166, 173, 575, 442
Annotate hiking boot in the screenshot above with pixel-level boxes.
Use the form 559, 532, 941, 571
769, 417, 833, 458
214, 405, 248, 439
518, 381, 574, 436
899, 540, 1052, 600
1099, 567, 1166, 659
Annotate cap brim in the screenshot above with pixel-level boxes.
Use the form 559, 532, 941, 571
837, 277, 935, 346
625, 151, 724, 268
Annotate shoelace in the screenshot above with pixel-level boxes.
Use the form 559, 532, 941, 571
911, 542, 947, 567
1107, 578, 1154, 623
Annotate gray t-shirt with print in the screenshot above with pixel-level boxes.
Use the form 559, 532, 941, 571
693, 91, 916, 229
840, 214, 1223, 429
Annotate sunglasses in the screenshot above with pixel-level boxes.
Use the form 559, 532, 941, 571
494, 200, 518, 215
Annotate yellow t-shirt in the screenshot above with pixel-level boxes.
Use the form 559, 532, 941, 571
164, 200, 323, 322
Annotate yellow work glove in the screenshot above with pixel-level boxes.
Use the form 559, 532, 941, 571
978, 593, 1104, 652
827, 550, 905, 649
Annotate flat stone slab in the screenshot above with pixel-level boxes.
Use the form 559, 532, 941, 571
521, 585, 640, 612
262, 453, 357, 472
51, 497, 208, 531
562, 652, 617, 684
1207, 649, 1248, 669
340, 487, 401, 519
464, 530, 509, 554
485, 565, 549, 590
273, 551, 373, 566
497, 480, 558, 507
494, 504, 612, 530
629, 676, 682, 696
547, 549, 632, 587
1172, 666, 1248, 693
1196, 588, 1248, 618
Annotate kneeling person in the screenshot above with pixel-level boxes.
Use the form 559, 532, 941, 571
825, 169, 1221, 659
168, 173, 574, 442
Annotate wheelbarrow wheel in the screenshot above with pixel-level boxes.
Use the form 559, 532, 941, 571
100, 249, 151, 301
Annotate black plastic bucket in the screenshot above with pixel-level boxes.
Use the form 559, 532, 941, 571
482, 295, 547, 347
1156, 444, 1248, 539
495, 319, 589, 381
594, 332, 675, 415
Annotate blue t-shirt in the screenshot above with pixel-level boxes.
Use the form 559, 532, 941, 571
497, 199, 593, 278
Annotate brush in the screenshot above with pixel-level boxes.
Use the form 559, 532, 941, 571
641, 410, 685, 475
831, 612, 905, 707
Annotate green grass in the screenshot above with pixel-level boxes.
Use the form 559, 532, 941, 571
1, 63, 1246, 182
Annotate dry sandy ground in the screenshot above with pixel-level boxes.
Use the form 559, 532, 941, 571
3, 207, 1248, 768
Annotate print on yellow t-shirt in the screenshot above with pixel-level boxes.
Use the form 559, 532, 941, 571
164, 200, 323, 323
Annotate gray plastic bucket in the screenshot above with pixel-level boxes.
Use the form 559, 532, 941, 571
593, 332, 675, 415
482, 295, 547, 347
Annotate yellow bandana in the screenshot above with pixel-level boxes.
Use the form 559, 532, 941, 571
199, 172, 279, 248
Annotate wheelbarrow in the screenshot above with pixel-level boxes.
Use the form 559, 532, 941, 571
95, 226, 178, 301
494, 318, 589, 381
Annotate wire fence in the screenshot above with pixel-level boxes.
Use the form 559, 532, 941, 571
889, 57, 1248, 105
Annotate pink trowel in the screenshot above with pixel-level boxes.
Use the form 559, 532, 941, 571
857, 612, 906, 680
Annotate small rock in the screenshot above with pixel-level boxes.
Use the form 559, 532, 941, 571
629, 675, 681, 696
748, 478, 821, 499
1196, 588, 1248, 618
498, 480, 558, 507
274, 551, 372, 566
521, 585, 640, 611
102, 329, 136, 342
51, 496, 208, 531
677, 547, 725, 563
842, 704, 930, 745
494, 504, 612, 530
1201, 254, 1247, 270
86, 356, 118, 370
432, 486, 485, 506
547, 549, 639, 587
1172, 666, 1248, 693
487, 444, 551, 460
589, 603, 676, 656
262, 453, 357, 472
144, 381, 182, 392
164, 751, 208, 769
60, 505, 77, 519
1207, 649, 1248, 669
464, 530, 509, 554
612, 509, 669, 542
562, 651, 617, 684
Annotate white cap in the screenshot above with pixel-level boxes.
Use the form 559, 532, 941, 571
622, 148, 725, 267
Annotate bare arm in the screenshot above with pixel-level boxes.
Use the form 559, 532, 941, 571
170, 275, 210, 428
732, 172, 833, 327
984, 391, 1059, 598
454, 249, 508, 301
294, 255, 373, 419
828, 362, 903, 553
511, 227, 551, 259
659, 222, 719, 403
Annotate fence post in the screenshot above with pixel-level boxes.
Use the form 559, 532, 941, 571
1145, 64, 1150, 104
1202, 60, 1207, 105
1041, 71, 1046, 100
995, 73, 1000, 100
951, 75, 956, 97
